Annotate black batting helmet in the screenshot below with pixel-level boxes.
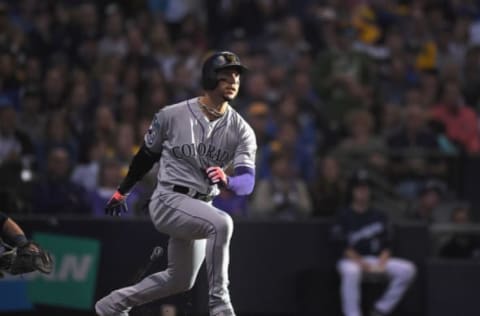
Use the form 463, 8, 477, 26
201, 51, 248, 90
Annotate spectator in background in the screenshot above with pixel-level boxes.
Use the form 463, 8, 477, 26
274, 94, 317, 158
264, 62, 287, 106
332, 109, 387, 177
379, 103, 403, 138
65, 82, 91, 140
23, 56, 43, 87
418, 71, 440, 109
169, 58, 198, 102
96, 71, 121, 110
0, 51, 21, 100
36, 111, 78, 170
42, 67, 67, 112
311, 22, 374, 127
439, 205, 480, 259
90, 158, 142, 217
89, 105, 117, 148
0, 99, 34, 167
259, 120, 315, 181
71, 139, 107, 193
17, 85, 45, 143
124, 25, 151, 69
149, 21, 175, 80
244, 101, 274, 177
142, 79, 169, 118
267, 15, 310, 68
98, 4, 127, 58
406, 180, 448, 223
332, 169, 416, 316
310, 156, 346, 217
114, 123, 138, 171
121, 64, 142, 101
379, 58, 417, 106
0, 99, 34, 211
430, 79, 480, 154
250, 151, 312, 220
236, 71, 275, 111
387, 104, 446, 199
290, 70, 321, 115
118, 91, 140, 125
31, 147, 90, 214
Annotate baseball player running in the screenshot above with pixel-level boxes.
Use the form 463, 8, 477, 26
95, 51, 257, 316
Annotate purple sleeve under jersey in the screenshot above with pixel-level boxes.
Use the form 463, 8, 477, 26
226, 166, 255, 196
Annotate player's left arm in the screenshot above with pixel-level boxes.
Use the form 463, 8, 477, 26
207, 123, 257, 196
105, 111, 166, 216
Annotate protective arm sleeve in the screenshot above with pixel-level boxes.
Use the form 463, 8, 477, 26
226, 166, 255, 196
118, 143, 161, 195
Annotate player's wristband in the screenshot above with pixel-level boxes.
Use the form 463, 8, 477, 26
112, 190, 126, 199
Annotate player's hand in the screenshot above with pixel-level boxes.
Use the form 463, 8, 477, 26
206, 166, 228, 186
369, 264, 386, 273
105, 191, 128, 216
359, 261, 373, 272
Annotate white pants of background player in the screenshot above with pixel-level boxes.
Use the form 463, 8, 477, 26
337, 256, 416, 316
95, 188, 235, 316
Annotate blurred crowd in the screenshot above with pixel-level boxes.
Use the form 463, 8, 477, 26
1, 0, 480, 235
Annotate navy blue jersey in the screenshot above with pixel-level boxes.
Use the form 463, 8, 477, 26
332, 207, 390, 256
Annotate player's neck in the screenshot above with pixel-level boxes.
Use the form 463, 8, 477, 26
199, 95, 228, 120
352, 202, 369, 213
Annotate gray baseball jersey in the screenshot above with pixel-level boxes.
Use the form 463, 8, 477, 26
146, 97, 256, 198
95, 97, 257, 316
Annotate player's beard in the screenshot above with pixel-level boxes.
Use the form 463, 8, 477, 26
222, 94, 233, 102
222, 89, 238, 102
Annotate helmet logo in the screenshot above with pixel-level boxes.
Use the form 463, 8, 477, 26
213, 55, 227, 67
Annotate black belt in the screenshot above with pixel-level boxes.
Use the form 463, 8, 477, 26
173, 185, 213, 202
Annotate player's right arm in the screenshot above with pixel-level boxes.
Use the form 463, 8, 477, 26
105, 111, 167, 216
207, 122, 257, 195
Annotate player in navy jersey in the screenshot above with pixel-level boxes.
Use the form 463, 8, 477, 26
332, 169, 416, 316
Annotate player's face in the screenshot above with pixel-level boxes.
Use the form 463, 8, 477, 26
216, 68, 240, 101
352, 184, 370, 207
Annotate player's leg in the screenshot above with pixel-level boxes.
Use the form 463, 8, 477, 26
152, 194, 235, 316
95, 237, 206, 316
373, 257, 416, 314
337, 258, 362, 316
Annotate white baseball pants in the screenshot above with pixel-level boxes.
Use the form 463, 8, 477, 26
95, 190, 235, 316
337, 256, 416, 316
